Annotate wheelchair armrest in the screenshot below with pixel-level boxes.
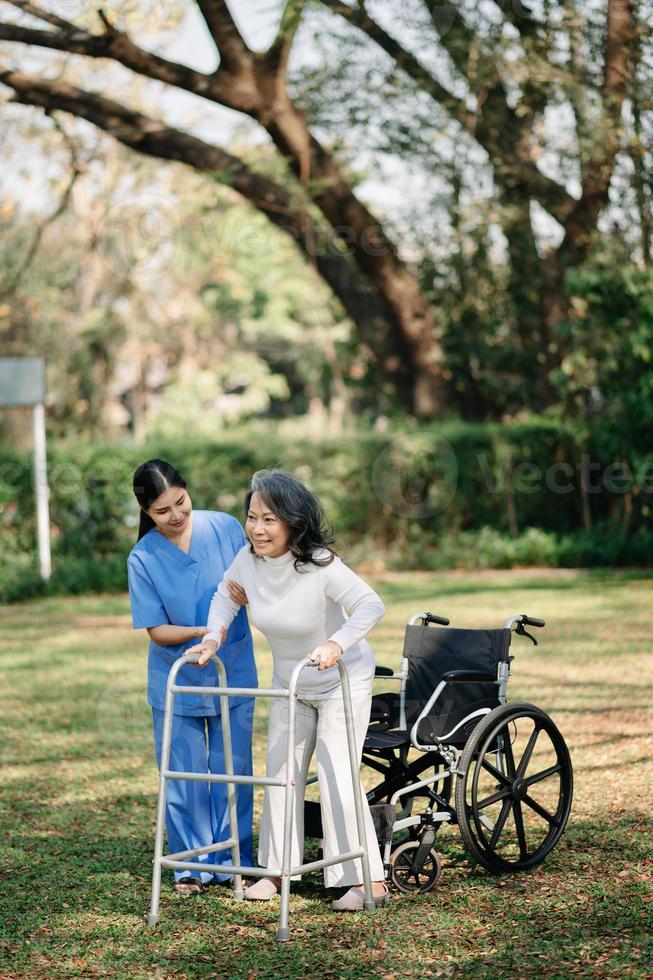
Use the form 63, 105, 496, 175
442, 670, 498, 684
374, 666, 395, 677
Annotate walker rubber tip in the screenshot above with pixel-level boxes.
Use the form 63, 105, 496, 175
276, 927, 290, 942
233, 889, 244, 902
147, 915, 159, 928
364, 901, 376, 912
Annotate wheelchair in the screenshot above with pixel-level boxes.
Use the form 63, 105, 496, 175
307, 612, 573, 894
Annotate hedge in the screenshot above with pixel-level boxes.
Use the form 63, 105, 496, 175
1, 418, 651, 602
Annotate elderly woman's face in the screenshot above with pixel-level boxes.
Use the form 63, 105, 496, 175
246, 492, 291, 559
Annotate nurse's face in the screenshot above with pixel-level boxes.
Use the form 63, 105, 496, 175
146, 485, 192, 537
246, 492, 291, 559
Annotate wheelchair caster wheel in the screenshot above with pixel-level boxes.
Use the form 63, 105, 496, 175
389, 840, 442, 894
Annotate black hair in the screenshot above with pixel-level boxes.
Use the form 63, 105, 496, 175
132, 459, 188, 541
244, 468, 335, 570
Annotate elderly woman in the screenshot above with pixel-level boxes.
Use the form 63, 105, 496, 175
188, 468, 388, 911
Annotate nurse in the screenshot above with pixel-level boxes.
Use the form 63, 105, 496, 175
127, 458, 257, 895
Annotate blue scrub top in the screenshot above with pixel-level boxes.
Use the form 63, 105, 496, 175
127, 510, 257, 716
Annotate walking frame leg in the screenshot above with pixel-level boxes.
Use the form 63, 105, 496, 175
149, 684, 176, 927
339, 663, 374, 912
216, 656, 243, 900
277, 693, 296, 942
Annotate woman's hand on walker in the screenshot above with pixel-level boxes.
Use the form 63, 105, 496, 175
187, 626, 226, 666
227, 580, 249, 606
308, 641, 343, 671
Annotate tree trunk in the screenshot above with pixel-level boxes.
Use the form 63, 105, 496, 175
498, 188, 558, 406
259, 91, 445, 416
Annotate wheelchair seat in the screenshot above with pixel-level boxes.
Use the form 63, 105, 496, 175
364, 728, 410, 750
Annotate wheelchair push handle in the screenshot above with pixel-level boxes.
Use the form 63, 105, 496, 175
509, 613, 545, 646
521, 614, 545, 628
407, 611, 450, 627
424, 612, 450, 626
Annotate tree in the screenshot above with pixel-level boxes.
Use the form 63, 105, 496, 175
0, 0, 445, 416
0, 0, 640, 416
0, 124, 369, 443
303, 0, 638, 401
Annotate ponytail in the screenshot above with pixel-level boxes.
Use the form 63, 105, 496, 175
137, 510, 157, 541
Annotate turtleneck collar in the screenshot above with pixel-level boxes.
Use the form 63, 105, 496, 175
259, 550, 295, 566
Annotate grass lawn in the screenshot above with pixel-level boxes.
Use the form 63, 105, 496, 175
1, 568, 652, 979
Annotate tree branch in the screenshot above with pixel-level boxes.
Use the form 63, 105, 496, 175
492, 0, 556, 119
264, 0, 308, 75
0, 65, 402, 362
319, 0, 575, 222
194, 0, 252, 68
2, 112, 82, 295
490, 0, 541, 38
425, 1, 575, 219
318, 0, 476, 131
559, 0, 634, 261
561, 0, 592, 176
1, 0, 78, 32
423, 0, 476, 80
0, 17, 222, 99
0, 67, 273, 207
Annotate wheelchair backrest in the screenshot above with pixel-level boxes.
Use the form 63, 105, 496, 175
403, 625, 512, 746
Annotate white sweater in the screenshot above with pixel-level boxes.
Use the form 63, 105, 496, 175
205, 546, 385, 698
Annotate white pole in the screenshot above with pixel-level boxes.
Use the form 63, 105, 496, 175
32, 402, 51, 581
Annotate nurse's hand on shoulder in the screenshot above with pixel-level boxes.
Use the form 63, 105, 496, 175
308, 641, 343, 671
227, 580, 248, 606
187, 626, 227, 667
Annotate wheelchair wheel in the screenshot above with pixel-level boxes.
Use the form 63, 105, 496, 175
455, 701, 573, 874
389, 840, 442, 894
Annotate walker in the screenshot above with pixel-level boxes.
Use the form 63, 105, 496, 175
147, 652, 375, 942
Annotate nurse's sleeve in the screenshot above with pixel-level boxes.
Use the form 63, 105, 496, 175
204, 551, 244, 646
322, 556, 385, 653
127, 555, 168, 629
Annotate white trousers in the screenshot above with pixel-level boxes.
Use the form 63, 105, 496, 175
258, 686, 385, 887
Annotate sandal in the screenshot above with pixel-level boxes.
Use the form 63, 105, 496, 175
174, 876, 204, 896
243, 877, 280, 901
331, 883, 389, 911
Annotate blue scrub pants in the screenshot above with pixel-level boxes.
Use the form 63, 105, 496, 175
152, 700, 254, 884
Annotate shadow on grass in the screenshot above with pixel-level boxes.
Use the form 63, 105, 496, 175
1, 796, 651, 978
